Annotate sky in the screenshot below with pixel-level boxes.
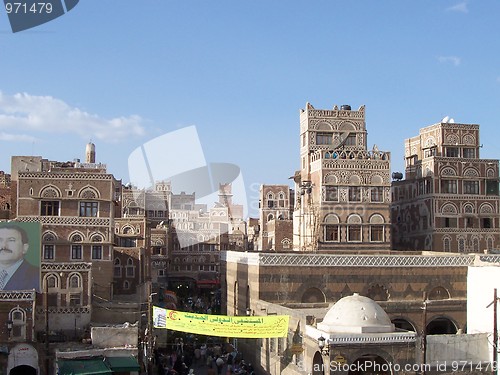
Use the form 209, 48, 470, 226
1, 0, 500, 216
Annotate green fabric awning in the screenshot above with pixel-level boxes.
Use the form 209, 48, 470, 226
105, 356, 141, 372
58, 358, 112, 375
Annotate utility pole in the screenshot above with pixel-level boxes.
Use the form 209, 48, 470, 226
146, 281, 157, 375
486, 288, 499, 374
421, 292, 427, 375
147, 281, 152, 375
494, 288, 498, 370
45, 279, 50, 375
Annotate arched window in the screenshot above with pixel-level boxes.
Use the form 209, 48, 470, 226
347, 214, 362, 242
443, 237, 451, 252
428, 286, 450, 300
278, 192, 286, 207
114, 258, 122, 278
91, 234, 104, 260
458, 237, 465, 252
70, 233, 83, 242
323, 214, 339, 242
9, 307, 26, 340
369, 214, 385, 242
472, 237, 480, 252
79, 186, 99, 199
43, 232, 57, 260
68, 273, 81, 289
41, 186, 61, 198
43, 232, 57, 241
281, 238, 291, 249
46, 274, 58, 289
123, 226, 134, 235
487, 237, 494, 250
126, 258, 135, 278
324, 174, 338, 184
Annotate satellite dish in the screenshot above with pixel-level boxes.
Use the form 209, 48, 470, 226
442, 116, 449, 123
449, 118, 455, 123
332, 132, 350, 149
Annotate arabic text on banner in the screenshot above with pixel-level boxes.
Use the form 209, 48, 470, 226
152, 307, 289, 338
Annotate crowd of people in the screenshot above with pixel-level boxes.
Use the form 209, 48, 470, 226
155, 336, 254, 375
154, 291, 252, 375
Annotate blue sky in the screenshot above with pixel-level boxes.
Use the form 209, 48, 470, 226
1, 0, 500, 215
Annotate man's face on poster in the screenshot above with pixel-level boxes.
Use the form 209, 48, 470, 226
0, 228, 29, 267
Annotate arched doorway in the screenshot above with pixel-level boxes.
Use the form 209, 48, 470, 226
7, 344, 39, 375
426, 317, 458, 335
349, 354, 391, 375
10, 365, 36, 375
391, 318, 416, 332
301, 287, 326, 303
312, 351, 325, 375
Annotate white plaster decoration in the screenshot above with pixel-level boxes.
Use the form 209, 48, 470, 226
463, 168, 479, 177
463, 203, 475, 214
441, 203, 458, 214
445, 133, 459, 145
40, 186, 61, 198
19, 172, 112, 180
441, 167, 457, 176
479, 203, 494, 214
257, 253, 500, 267
462, 134, 476, 145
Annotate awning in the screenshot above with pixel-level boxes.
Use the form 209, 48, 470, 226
58, 358, 112, 375
105, 356, 141, 372
196, 279, 219, 285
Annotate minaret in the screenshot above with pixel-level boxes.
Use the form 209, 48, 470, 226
86, 142, 96, 163
218, 183, 233, 206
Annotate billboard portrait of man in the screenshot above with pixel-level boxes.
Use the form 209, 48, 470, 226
0, 222, 41, 292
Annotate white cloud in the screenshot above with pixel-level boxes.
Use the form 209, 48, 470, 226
0, 132, 37, 142
0, 92, 146, 142
446, 1, 468, 13
438, 56, 461, 66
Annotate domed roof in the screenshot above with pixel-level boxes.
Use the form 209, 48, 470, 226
317, 293, 395, 334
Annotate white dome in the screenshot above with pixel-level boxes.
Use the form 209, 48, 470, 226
317, 293, 395, 334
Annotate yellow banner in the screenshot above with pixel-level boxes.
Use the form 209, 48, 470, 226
153, 307, 289, 338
